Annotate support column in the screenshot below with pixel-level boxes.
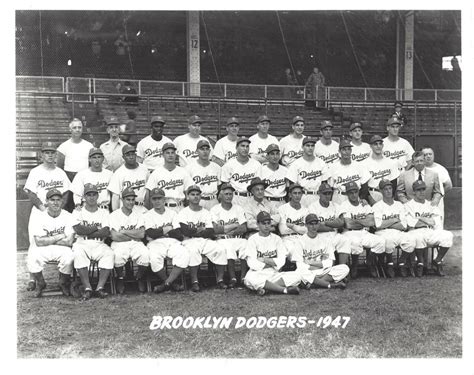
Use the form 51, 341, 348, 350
403, 11, 415, 100
187, 11, 200, 96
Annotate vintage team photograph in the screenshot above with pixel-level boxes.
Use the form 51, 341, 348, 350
15, 7, 463, 362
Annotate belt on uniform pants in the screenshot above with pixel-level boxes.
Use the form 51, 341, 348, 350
134, 202, 144, 206
165, 202, 181, 208
201, 195, 216, 200
235, 191, 251, 197
282, 233, 300, 237
99, 204, 110, 210
216, 235, 243, 239
344, 228, 368, 232
267, 196, 285, 202
368, 187, 380, 192
304, 190, 317, 195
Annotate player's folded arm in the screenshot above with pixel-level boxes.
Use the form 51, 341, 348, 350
167, 228, 184, 241
34, 233, 65, 247
90, 226, 111, 240
123, 227, 145, 240
73, 223, 99, 236
110, 229, 132, 242
145, 227, 164, 239
25, 189, 44, 210
56, 233, 75, 247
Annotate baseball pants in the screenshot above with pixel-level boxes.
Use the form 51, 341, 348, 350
331, 190, 348, 206
375, 229, 416, 254
111, 240, 150, 267
282, 235, 303, 261
27, 245, 74, 275
147, 238, 190, 272
232, 194, 253, 208
164, 199, 184, 214
299, 264, 350, 284
341, 229, 385, 255
244, 268, 301, 290
200, 198, 219, 211
216, 238, 248, 260
265, 199, 286, 212
72, 240, 115, 269
409, 228, 453, 249
181, 238, 228, 267
301, 193, 319, 208
368, 190, 383, 204
318, 231, 352, 255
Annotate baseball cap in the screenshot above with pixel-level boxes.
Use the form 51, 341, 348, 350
350, 122, 363, 131
387, 116, 402, 126
150, 115, 165, 125
412, 180, 427, 191
162, 142, 177, 152
394, 101, 403, 107
226, 117, 240, 126
122, 145, 136, 155
265, 143, 280, 154
189, 115, 203, 125
370, 135, 384, 144
247, 177, 269, 193
46, 188, 62, 200
106, 116, 120, 126
288, 183, 304, 192
317, 182, 333, 194
257, 115, 271, 123
186, 185, 202, 195
196, 139, 211, 149
236, 137, 251, 146
150, 188, 166, 199
218, 183, 235, 194
121, 187, 137, 198
344, 181, 359, 192
320, 120, 333, 129
256, 211, 272, 223
83, 183, 99, 195
378, 179, 392, 190
305, 214, 320, 224
339, 139, 353, 149
41, 141, 57, 152
292, 116, 304, 124
89, 147, 103, 157
302, 136, 316, 146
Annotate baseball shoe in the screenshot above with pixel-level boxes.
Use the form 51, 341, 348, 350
191, 282, 200, 293
58, 273, 71, 297
228, 278, 237, 289
26, 280, 36, 291
386, 264, 395, 278
302, 282, 312, 290
369, 264, 379, 278
153, 283, 171, 293
172, 282, 185, 292
286, 286, 300, 295
137, 279, 147, 293
95, 288, 108, 298
432, 260, 446, 277
331, 281, 346, 290
34, 281, 46, 298
415, 263, 424, 277
399, 264, 408, 277
409, 266, 416, 277
116, 278, 125, 294
256, 288, 266, 296
350, 265, 358, 279
82, 289, 93, 301
216, 280, 228, 290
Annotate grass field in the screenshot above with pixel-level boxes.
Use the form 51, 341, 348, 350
17, 233, 462, 359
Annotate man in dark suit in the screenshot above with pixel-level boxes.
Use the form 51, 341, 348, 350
397, 151, 442, 206
391, 101, 408, 127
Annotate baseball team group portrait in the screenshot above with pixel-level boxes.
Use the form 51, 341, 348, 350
14, 7, 465, 365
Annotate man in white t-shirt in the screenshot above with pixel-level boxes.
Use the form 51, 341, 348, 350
174, 115, 214, 167
136, 115, 173, 171
279, 116, 305, 167
261, 143, 288, 211
314, 120, 340, 167
249, 115, 279, 164
100, 116, 129, 172
383, 116, 415, 171
212, 117, 240, 166
349, 121, 371, 164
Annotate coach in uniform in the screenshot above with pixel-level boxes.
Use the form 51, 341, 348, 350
249, 115, 279, 164
261, 143, 289, 211
136, 115, 172, 172
349, 122, 371, 164
100, 116, 129, 172
212, 117, 240, 166
279, 116, 305, 167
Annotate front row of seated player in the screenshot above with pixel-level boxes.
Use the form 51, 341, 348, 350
27, 177, 453, 299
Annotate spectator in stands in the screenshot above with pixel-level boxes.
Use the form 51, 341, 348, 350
422, 147, 453, 228
57, 118, 94, 212
284, 68, 296, 99
100, 116, 129, 172
120, 81, 138, 104
119, 110, 138, 147
305, 67, 326, 107
114, 34, 128, 56
391, 101, 408, 127
212, 117, 240, 167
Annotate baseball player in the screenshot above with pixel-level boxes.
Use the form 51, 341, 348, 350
174, 115, 214, 167
109, 187, 150, 293
261, 143, 289, 211
100, 116, 129, 172
136, 115, 173, 171
212, 117, 240, 166
72, 183, 114, 299
279, 116, 305, 167
308, 182, 351, 266
327, 138, 370, 205
373, 179, 416, 278
185, 139, 221, 210
27, 189, 76, 298
278, 184, 309, 260
314, 120, 340, 168
175, 185, 228, 291
144, 188, 189, 293
287, 136, 330, 207
249, 115, 279, 164
145, 142, 193, 212
383, 116, 415, 171
364, 135, 400, 205
243, 177, 281, 235
293, 214, 350, 289
349, 122, 371, 164
220, 137, 262, 207
391, 101, 408, 127
210, 183, 248, 288
405, 180, 453, 277
24, 141, 71, 291
337, 181, 385, 278
244, 211, 301, 296
70, 148, 113, 210
108, 145, 150, 212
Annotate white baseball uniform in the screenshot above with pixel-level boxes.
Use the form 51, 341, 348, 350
249, 133, 279, 162
108, 207, 149, 267
174, 134, 214, 167
293, 234, 350, 284
365, 156, 400, 202
426, 163, 452, 228
327, 161, 370, 205
210, 203, 248, 260
221, 158, 262, 207
70, 168, 113, 207
72, 207, 114, 269
314, 140, 340, 167
57, 138, 94, 173
337, 200, 385, 255
136, 135, 173, 171
108, 164, 150, 207
244, 232, 301, 291
278, 203, 309, 260
382, 136, 415, 170
185, 160, 221, 210
261, 164, 288, 210
279, 134, 304, 166
27, 209, 76, 275
213, 136, 237, 163
373, 200, 415, 254
350, 141, 372, 164
144, 208, 189, 272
